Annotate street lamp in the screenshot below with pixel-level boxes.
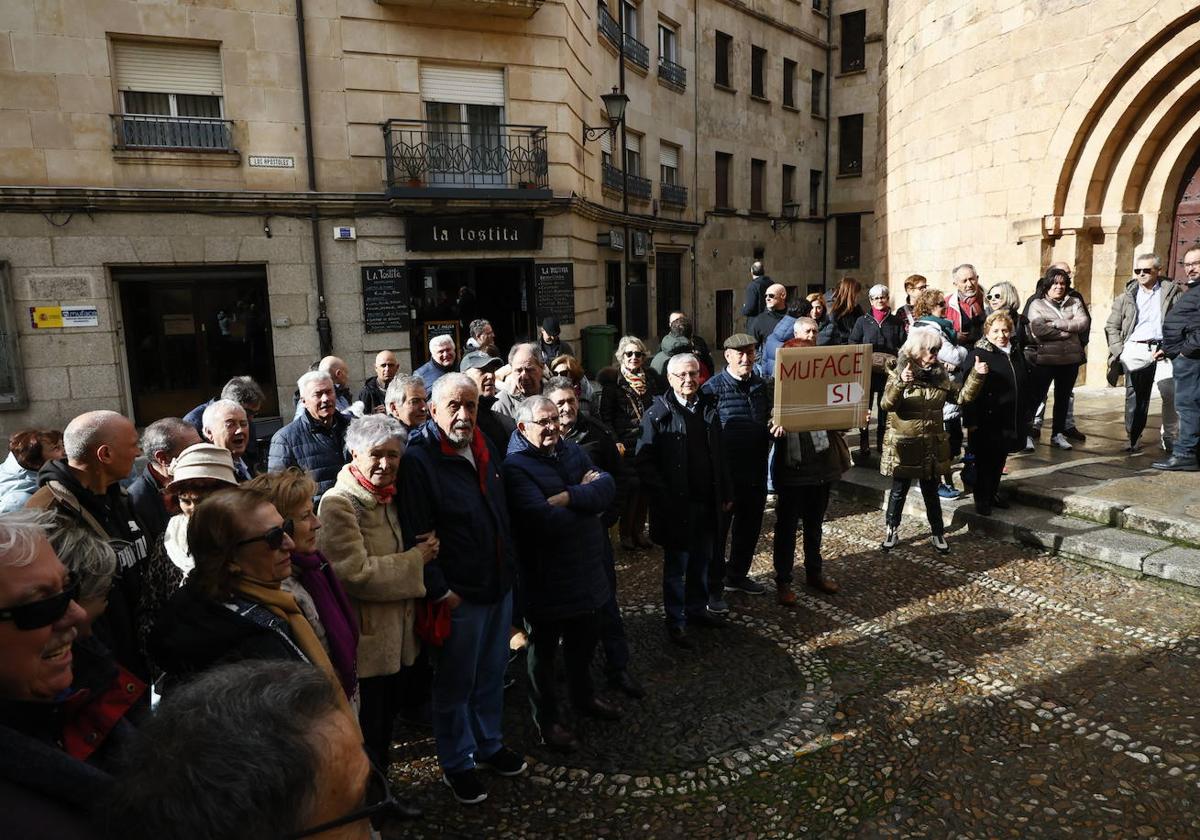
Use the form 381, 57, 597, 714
583, 87, 630, 143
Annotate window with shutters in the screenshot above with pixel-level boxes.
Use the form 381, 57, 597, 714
715, 151, 732, 209
624, 132, 642, 177
783, 59, 797, 109
840, 10, 866, 73
838, 113, 863, 175
421, 66, 506, 186
660, 143, 686, 206
112, 41, 231, 151
751, 158, 765, 212
836, 215, 861, 268
751, 46, 767, 99
715, 31, 732, 88
811, 69, 824, 116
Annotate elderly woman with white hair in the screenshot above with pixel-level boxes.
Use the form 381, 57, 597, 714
879, 328, 988, 554
848, 284, 905, 459
317, 413, 439, 773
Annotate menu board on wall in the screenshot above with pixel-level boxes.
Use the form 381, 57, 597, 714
534, 263, 575, 325
361, 266, 410, 334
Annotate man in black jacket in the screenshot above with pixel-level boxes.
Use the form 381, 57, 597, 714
461, 350, 517, 455
636, 354, 732, 649
741, 261, 773, 330
1154, 246, 1200, 471
128, 417, 200, 542
355, 350, 399, 415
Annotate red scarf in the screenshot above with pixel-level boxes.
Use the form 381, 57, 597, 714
349, 465, 395, 504
872, 306, 888, 325
438, 426, 492, 495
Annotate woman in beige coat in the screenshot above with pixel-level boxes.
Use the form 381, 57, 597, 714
318, 414, 438, 772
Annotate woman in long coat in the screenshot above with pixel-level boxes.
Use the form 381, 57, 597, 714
879, 328, 987, 554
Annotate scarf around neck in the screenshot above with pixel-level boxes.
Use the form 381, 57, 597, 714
288, 551, 359, 700
872, 307, 889, 325
622, 367, 647, 395
349, 465, 395, 504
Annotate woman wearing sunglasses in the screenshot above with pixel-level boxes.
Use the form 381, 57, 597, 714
984, 282, 1028, 355
549, 353, 599, 418
150, 486, 355, 725
318, 414, 438, 772
599, 336, 665, 550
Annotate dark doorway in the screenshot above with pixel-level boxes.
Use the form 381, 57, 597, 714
715, 289, 734, 350
406, 260, 534, 369
625, 263, 649, 340
1169, 148, 1200, 278
606, 262, 623, 332
116, 265, 279, 426
655, 251, 683, 340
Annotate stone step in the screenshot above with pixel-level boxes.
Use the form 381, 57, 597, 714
833, 467, 1200, 592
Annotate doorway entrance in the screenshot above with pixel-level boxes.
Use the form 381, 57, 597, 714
1169, 147, 1200, 277
115, 265, 279, 426
655, 251, 683, 340
406, 260, 535, 369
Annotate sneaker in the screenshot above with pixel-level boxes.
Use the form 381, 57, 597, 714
1063, 427, 1087, 442
937, 483, 960, 499
443, 769, 488, 804
477, 746, 527, 777
725, 576, 767, 595
707, 596, 730, 614
931, 534, 949, 554
880, 526, 899, 551
1051, 433, 1073, 450
1023, 436, 1036, 453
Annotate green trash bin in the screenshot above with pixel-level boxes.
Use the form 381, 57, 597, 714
581, 324, 618, 377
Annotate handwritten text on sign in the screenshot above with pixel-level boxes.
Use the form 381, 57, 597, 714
773, 344, 873, 432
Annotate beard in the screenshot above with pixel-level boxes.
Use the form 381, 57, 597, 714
445, 421, 474, 449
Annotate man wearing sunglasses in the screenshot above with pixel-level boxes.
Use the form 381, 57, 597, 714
1106, 253, 1183, 454
0, 511, 109, 837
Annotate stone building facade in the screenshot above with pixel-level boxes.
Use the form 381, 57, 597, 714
1, 0, 884, 429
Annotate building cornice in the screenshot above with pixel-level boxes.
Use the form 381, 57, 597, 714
709, 0, 830, 50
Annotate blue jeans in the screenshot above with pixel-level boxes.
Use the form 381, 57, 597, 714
1172, 355, 1200, 459
663, 503, 714, 628
430, 591, 512, 773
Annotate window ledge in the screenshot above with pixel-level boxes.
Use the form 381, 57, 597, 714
113, 148, 242, 168
748, 210, 770, 217
713, 82, 737, 94
836, 68, 867, 78
811, 112, 826, 122
750, 94, 771, 104
710, 207, 737, 215
782, 103, 800, 113
836, 171, 863, 179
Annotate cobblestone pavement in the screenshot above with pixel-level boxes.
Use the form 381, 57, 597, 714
385, 498, 1200, 838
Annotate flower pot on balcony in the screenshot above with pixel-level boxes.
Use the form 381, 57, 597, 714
519, 181, 535, 189
405, 177, 423, 187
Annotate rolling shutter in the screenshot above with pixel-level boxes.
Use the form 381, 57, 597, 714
601, 131, 612, 155
113, 41, 223, 96
420, 66, 505, 106
660, 144, 678, 169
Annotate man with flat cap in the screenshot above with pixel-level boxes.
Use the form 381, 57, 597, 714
701, 332, 782, 609
462, 349, 517, 454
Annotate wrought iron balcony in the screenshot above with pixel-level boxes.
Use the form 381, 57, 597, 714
657, 56, 686, 89
384, 119, 549, 197
597, 3, 650, 69
112, 114, 234, 151
660, 182, 688, 207
601, 161, 651, 200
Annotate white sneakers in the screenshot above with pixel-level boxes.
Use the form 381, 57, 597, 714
880, 526, 899, 551
1051, 433, 1073, 450
931, 534, 949, 554
1023, 436, 1036, 452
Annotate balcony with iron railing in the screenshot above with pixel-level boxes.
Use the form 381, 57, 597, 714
384, 119, 550, 198
112, 114, 235, 152
660, 181, 687, 207
657, 56, 686, 90
597, 3, 650, 69
601, 161, 651, 200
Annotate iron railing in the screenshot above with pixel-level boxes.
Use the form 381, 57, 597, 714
658, 56, 686, 89
597, 2, 649, 69
660, 182, 688, 206
112, 114, 234, 151
601, 161, 651, 200
383, 119, 548, 191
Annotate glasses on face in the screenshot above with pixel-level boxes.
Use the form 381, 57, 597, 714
234, 519, 295, 550
671, 370, 700, 380
0, 578, 79, 630
1133, 268, 1155, 275
623, 351, 644, 358
870, 296, 889, 302
553, 368, 570, 377
528, 416, 561, 429
986, 293, 1003, 301
286, 762, 398, 839
1184, 260, 1200, 269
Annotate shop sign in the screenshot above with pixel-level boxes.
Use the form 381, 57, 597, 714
598, 229, 625, 251
534, 263, 575, 325
406, 217, 543, 252
361, 265, 411, 334
29, 306, 99, 329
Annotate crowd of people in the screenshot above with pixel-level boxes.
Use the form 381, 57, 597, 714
3, 249, 1200, 836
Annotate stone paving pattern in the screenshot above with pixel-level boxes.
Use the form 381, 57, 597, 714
383, 494, 1200, 838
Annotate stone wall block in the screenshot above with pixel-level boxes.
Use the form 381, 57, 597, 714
68, 364, 120, 399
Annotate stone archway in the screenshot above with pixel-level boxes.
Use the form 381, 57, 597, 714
1168, 148, 1200, 274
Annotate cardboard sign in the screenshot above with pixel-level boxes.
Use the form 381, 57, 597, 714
773, 344, 873, 431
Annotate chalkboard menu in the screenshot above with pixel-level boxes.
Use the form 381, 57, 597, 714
361, 265, 410, 334
534, 263, 575, 325
423, 320, 460, 358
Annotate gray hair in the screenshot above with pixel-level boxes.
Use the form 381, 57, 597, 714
951, 263, 977, 278
48, 517, 117, 604
0, 509, 55, 570
63, 410, 125, 463
868, 284, 890, 299
430, 372, 478, 405
515, 395, 556, 425
1135, 253, 1161, 268
429, 334, 454, 353
469, 318, 492, 339
141, 417, 196, 462
986, 281, 1020, 311
902, 326, 944, 357
507, 342, 539, 365
219, 376, 264, 408
614, 335, 647, 362
345, 414, 407, 455
544, 375, 575, 396
793, 316, 818, 336
201, 399, 246, 436
384, 373, 425, 409
105, 661, 338, 840
666, 353, 700, 375
296, 370, 332, 398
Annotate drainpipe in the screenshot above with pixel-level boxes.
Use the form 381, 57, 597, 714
296, 0, 332, 356
619, 5, 631, 333
821, 0, 832, 288
691, 0, 699, 319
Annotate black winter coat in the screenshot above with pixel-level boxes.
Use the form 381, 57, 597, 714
848, 312, 904, 355
599, 366, 667, 449
1163, 281, 1200, 359
502, 434, 614, 620
127, 465, 169, 544
963, 340, 1033, 452
356, 376, 387, 414
635, 393, 731, 550
563, 412, 628, 525
819, 305, 865, 346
